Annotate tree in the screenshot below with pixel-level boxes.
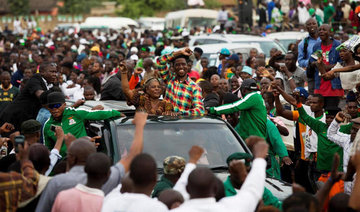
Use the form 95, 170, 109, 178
116, 0, 168, 18
7, 0, 30, 16
60, 0, 101, 14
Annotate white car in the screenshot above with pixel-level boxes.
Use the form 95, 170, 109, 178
266, 31, 308, 50
192, 43, 263, 67
189, 34, 286, 58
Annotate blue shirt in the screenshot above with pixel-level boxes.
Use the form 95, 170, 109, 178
36, 107, 51, 144
297, 36, 321, 68
267, 1, 275, 23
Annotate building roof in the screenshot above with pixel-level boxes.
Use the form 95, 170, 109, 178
0, 0, 57, 13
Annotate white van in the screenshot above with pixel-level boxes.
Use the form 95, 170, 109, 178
138, 17, 165, 31
165, 9, 218, 30
80, 17, 139, 31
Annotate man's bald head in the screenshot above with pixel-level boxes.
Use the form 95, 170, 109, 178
186, 167, 216, 199
67, 138, 96, 168
120, 174, 134, 193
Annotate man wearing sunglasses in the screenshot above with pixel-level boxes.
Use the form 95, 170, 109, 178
43, 92, 122, 157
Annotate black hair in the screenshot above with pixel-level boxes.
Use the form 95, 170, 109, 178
194, 47, 203, 55
39, 90, 53, 105
312, 94, 324, 103
203, 66, 219, 80
85, 152, 111, 180
39, 62, 53, 73
198, 80, 213, 94
29, 143, 50, 173
130, 153, 157, 186
264, 91, 275, 103
171, 55, 189, 63
282, 192, 320, 212
85, 76, 101, 94
328, 193, 350, 212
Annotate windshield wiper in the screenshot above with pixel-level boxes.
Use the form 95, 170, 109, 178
209, 166, 229, 172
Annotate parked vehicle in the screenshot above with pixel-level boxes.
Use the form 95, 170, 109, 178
266, 31, 308, 50
70, 100, 292, 201
165, 9, 218, 30
80, 17, 139, 31
138, 17, 165, 31
189, 34, 286, 58
193, 43, 263, 67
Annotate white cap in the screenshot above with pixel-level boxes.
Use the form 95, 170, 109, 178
79, 38, 89, 45
130, 54, 139, 61
130, 47, 138, 53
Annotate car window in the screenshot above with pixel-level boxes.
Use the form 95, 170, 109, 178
204, 39, 227, 44
234, 41, 286, 57
116, 123, 245, 168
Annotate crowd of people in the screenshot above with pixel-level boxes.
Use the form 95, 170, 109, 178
2, 1, 360, 211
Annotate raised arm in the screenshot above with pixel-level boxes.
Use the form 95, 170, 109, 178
173, 145, 204, 201
45, 126, 64, 176
221, 141, 268, 211
274, 90, 295, 121
327, 112, 351, 148
209, 91, 259, 115
315, 154, 343, 209
119, 62, 135, 101
119, 112, 148, 172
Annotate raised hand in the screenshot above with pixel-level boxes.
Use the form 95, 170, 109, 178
252, 140, 269, 159
0, 122, 15, 133
335, 112, 345, 123
188, 145, 204, 164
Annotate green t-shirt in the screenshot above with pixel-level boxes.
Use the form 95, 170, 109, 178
151, 175, 174, 198
44, 107, 121, 156
0, 85, 19, 112
223, 176, 282, 209
266, 119, 289, 179
298, 106, 343, 171
209, 91, 267, 140
324, 5, 335, 23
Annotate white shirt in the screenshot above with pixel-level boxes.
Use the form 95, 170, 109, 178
316, 8, 324, 22
302, 105, 325, 158
101, 192, 168, 212
217, 10, 228, 22
333, 61, 360, 90
298, 6, 311, 25
327, 119, 353, 194
171, 159, 266, 212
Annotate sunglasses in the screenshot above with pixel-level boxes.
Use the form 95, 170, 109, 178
48, 103, 62, 109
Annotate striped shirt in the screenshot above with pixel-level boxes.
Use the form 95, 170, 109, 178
0, 160, 39, 212
156, 53, 204, 116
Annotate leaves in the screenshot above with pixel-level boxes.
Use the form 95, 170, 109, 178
7, 0, 30, 16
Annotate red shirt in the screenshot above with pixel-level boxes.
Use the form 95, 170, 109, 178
315, 43, 344, 97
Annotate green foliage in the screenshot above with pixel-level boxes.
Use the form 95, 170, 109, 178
7, 0, 30, 16
60, 0, 102, 14
116, 0, 169, 18
204, 0, 221, 9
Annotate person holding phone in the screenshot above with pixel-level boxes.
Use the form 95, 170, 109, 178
43, 92, 122, 157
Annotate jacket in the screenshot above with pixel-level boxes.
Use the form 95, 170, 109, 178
307, 39, 342, 90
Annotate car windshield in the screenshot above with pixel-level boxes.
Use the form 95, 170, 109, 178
277, 39, 297, 50
234, 41, 286, 57
116, 123, 245, 168
188, 18, 216, 29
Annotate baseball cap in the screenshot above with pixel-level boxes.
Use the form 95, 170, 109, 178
241, 78, 258, 90
241, 66, 253, 76
90, 46, 100, 53
219, 48, 230, 56
47, 92, 65, 105
130, 54, 139, 61
130, 47, 138, 53
226, 54, 240, 62
309, 8, 315, 16
293, 87, 309, 99
163, 156, 186, 175
21, 119, 42, 134
226, 152, 253, 166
